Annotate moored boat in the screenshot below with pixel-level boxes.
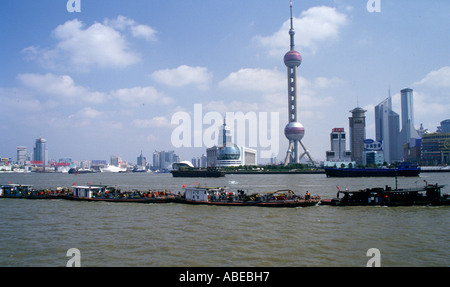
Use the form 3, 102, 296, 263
176, 186, 320, 207
324, 163, 421, 178
320, 182, 449, 206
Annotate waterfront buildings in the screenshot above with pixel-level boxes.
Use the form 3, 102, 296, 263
349, 107, 367, 166
421, 132, 450, 165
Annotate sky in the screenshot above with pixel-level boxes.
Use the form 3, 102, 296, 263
1, 0, 449, 165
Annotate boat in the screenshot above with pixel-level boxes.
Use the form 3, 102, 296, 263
0, 184, 34, 198
171, 167, 226, 178
100, 165, 127, 173
320, 182, 449, 206
68, 168, 96, 174
176, 186, 320, 207
324, 163, 421, 177
0, 184, 68, 199
63, 185, 177, 203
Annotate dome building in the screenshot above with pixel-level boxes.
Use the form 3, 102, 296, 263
206, 118, 257, 167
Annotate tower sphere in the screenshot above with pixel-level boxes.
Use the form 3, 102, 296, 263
284, 50, 302, 67
285, 122, 305, 141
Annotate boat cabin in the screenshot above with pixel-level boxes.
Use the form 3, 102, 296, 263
0, 184, 33, 197
184, 186, 236, 202
72, 185, 109, 199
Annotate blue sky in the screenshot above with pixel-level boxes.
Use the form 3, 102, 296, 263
1, 0, 449, 164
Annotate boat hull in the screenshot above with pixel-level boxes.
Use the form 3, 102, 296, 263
176, 198, 319, 208
324, 168, 420, 177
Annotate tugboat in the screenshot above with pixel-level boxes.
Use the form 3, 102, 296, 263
320, 182, 448, 206
64, 185, 177, 203
176, 186, 320, 208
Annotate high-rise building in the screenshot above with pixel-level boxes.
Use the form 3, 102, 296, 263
33, 137, 48, 168
375, 97, 400, 163
282, 1, 314, 166
399, 88, 419, 153
349, 107, 367, 165
16, 146, 28, 165
137, 151, 146, 167
326, 128, 352, 162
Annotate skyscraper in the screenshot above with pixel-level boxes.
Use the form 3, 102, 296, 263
399, 88, 419, 147
283, 0, 314, 166
349, 107, 367, 165
375, 97, 400, 163
326, 128, 352, 162
33, 137, 48, 169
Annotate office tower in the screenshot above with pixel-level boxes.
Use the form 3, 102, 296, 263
375, 97, 400, 163
326, 128, 352, 162
16, 146, 28, 165
33, 137, 48, 169
349, 107, 367, 165
399, 88, 419, 146
137, 151, 146, 167
283, 1, 314, 166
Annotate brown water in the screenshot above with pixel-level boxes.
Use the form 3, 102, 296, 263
0, 172, 448, 267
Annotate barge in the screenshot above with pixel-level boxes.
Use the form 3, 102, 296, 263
171, 167, 226, 178
324, 163, 421, 178
320, 182, 449, 206
177, 186, 320, 208
63, 185, 178, 203
0, 184, 67, 199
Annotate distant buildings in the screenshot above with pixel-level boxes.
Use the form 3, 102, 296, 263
421, 131, 450, 166
153, 150, 180, 170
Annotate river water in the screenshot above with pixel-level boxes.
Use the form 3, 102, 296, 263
0, 172, 448, 267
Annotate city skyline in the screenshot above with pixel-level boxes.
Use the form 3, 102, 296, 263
1, 1, 449, 164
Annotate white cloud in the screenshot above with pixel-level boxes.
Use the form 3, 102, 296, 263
17, 73, 106, 104
104, 15, 157, 41
22, 17, 157, 71
151, 65, 213, 90
414, 66, 450, 88
110, 86, 173, 106
132, 116, 172, 128
254, 6, 347, 56
218, 68, 284, 92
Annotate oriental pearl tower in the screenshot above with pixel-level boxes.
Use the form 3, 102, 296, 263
283, 0, 315, 166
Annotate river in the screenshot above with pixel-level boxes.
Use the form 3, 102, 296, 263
0, 172, 448, 267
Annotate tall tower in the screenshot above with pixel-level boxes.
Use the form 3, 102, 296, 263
283, 0, 314, 166
349, 107, 367, 166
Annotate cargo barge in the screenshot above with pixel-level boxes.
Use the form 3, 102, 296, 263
177, 186, 320, 208
324, 163, 421, 178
